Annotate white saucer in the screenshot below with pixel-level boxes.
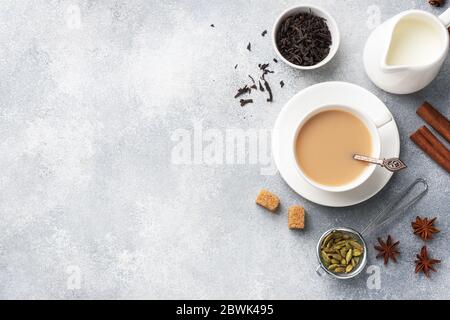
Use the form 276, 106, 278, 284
272, 82, 400, 207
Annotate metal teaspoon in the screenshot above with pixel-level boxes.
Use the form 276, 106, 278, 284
353, 154, 407, 172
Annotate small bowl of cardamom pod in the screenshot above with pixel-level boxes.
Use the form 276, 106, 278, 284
316, 228, 367, 279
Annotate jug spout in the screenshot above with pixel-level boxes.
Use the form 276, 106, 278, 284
382, 10, 449, 72
379, 17, 411, 73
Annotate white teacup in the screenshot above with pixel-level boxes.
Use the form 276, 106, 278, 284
291, 105, 392, 193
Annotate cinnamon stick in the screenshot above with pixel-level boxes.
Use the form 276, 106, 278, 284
410, 127, 450, 173
417, 101, 450, 143
418, 126, 450, 160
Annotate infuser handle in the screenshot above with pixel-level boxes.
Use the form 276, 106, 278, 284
316, 265, 324, 276
361, 178, 428, 235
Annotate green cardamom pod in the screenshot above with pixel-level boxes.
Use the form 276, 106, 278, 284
331, 259, 340, 264
322, 234, 334, 248
321, 251, 331, 263
330, 254, 342, 260
349, 241, 363, 251
328, 264, 339, 270
346, 249, 353, 263
334, 267, 346, 273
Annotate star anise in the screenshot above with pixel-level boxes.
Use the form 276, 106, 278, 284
374, 235, 400, 265
415, 246, 441, 277
412, 216, 439, 240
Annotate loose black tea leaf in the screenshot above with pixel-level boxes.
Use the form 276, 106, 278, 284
273, 58, 278, 63
240, 99, 253, 107
210, 24, 215, 28
276, 12, 332, 66
261, 30, 267, 37
234, 64, 238, 69
247, 42, 251, 51
258, 63, 274, 80
259, 81, 265, 92
248, 75, 257, 89
261, 71, 274, 80
234, 85, 250, 99
280, 81, 285, 88
263, 80, 273, 102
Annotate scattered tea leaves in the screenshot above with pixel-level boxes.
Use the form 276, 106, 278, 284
247, 42, 251, 51
210, 24, 215, 28
263, 80, 273, 102
280, 80, 285, 88
273, 58, 278, 63
261, 30, 267, 37
259, 81, 264, 92
234, 85, 250, 99
248, 75, 257, 89
234, 62, 277, 106
258, 63, 274, 81
248, 75, 256, 86
240, 99, 253, 107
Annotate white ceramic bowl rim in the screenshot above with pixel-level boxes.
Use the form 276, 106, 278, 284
292, 105, 382, 193
272, 4, 340, 70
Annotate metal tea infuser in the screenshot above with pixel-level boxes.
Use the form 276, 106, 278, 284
316, 178, 429, 279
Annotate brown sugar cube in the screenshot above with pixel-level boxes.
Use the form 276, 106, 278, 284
288, 206, 305, 229
256, 189, 280, 212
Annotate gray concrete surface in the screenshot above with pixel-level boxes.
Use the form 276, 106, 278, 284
0, 0, 449, 299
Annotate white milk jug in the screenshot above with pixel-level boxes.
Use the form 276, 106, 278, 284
364, 8, 450, 94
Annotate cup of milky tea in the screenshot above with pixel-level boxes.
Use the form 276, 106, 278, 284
292, 105, 390, 192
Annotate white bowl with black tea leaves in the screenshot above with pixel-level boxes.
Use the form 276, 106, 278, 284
272, 5, 340, 70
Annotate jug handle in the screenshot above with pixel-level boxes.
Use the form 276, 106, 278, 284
439, 7, 450, 27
